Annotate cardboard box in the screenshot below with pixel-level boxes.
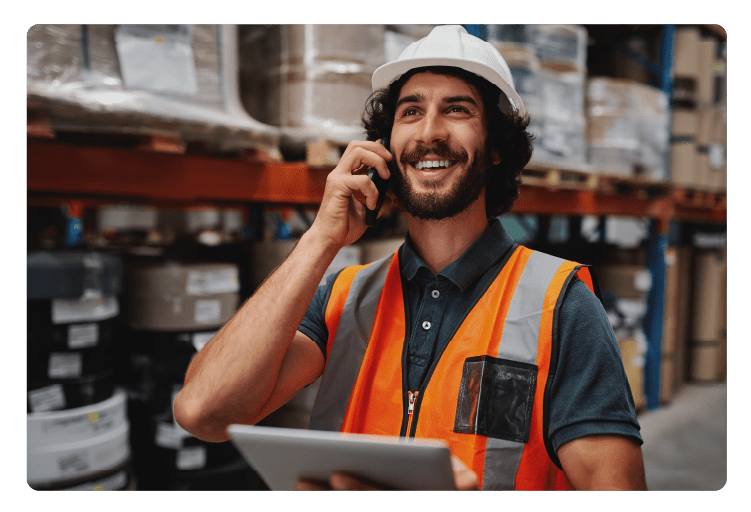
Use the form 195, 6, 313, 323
660, 352, 679, 403
619, 338, 646, 410
673, 27, 701, 78
690, 342, 724, 382
672, 108, 699, 138
597, 264, 652, 300
691, 249, 726, 343
671, 141, 697, 187
697, 39, 718, 104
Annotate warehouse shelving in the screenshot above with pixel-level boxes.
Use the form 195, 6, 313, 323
27, 24, 726, 415
26, 137, 725, 227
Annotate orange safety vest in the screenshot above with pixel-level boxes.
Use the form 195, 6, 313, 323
309, 244, 597, 490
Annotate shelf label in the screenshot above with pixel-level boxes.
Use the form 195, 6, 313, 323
186, 268, 239, 296
48, 352, 83, 379
194, 299, 221, 325
176, 446, 206, 470
114, 25, 199, 96
29, 384, 67, 413
68, 323, 100, 349
52, 296, 119, 325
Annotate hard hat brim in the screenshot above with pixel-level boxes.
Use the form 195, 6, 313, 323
372, 57, 526, 118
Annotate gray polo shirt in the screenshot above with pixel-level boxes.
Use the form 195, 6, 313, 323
299, 218, 642, 453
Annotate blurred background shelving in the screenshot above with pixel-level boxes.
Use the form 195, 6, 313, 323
26, 24, 727, 491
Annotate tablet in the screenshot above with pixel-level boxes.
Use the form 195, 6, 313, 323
227, 424, 456, 490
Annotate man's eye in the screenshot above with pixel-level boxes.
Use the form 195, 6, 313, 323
449, 105, 468, 113
402, 107, 418, 116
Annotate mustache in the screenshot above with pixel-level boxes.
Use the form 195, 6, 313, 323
399, 142, 469, 166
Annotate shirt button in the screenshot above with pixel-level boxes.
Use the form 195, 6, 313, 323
422, 321, 431, 330
431, 290, 440, 298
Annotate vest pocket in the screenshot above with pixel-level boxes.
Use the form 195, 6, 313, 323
453, 355, 537, 443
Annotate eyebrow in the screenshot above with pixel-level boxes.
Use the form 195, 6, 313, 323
395, 93, 478, 109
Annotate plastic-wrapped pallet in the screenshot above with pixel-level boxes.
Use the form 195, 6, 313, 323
488, 25, 588, 170
587, 77, 669, 179
27, 24, 279, 153
239, 24, 385, 146
527, 25, 588, 74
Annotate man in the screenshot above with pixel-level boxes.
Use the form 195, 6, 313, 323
174, 25, 647, 490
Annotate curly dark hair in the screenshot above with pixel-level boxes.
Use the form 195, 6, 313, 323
361, 66, 534, 219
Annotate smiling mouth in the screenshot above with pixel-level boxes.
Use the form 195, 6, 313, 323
412, 160, 457, 170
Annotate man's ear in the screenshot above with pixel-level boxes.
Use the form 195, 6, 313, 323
492, 150, 501, 166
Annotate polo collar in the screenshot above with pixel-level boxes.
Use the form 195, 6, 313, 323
400, 218, 514, 292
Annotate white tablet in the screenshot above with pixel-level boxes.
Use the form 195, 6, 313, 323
227, 424, 456, 490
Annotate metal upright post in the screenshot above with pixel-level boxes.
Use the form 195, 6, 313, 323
643, 220, 667, 411
642, 25, 675, 411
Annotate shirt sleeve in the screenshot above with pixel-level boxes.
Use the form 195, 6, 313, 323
548, 277, 644, 453
297, 270, 342, 362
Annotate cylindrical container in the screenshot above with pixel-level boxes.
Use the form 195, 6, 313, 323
125, 261, 240, 331
28, 369, 116, 413
28, 390, 128, 449
27, 419, 130, 486
27, 251, 123, 413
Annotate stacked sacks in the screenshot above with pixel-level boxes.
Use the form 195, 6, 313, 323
27, 251, 134, 490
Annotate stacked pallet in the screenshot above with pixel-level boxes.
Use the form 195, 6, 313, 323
670, 27, 727, 191
488, 24, 590, 171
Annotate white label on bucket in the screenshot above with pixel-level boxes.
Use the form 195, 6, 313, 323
52, 296, 119, 325
28, 384, 67, 412
186, 269, 239, 296
176, 446, 206, 470
48, 352, 83, 379
155, 422, 184, 449
57, 450, 90, 473
68, 323, 100, 349
194, 300, 221, 324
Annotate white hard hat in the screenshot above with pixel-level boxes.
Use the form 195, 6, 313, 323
372, 25, 526, 118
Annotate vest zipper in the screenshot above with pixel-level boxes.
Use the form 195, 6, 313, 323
405, 391, 418, 437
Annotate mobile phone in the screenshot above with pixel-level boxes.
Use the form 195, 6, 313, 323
365, 138, 394, 227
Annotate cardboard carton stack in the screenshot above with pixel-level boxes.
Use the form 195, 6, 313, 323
670, 27, 727, 191
660, 246, 693, 403
689, 249, 727, 383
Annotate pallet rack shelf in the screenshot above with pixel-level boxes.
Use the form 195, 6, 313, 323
27, 137, 726, 228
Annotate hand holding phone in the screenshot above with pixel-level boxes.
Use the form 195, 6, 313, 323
365, 138, 394, 227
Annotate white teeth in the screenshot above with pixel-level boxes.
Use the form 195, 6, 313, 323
414, 160, 453, 170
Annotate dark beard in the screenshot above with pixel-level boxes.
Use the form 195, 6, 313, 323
392, 143, 489, 220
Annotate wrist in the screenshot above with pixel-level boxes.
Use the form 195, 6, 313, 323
300, 224, 345, 260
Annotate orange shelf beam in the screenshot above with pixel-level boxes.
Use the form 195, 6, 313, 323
28, 139, 726, 228
27, 139, 330, 205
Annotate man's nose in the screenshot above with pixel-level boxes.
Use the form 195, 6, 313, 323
416, 110, 449, 145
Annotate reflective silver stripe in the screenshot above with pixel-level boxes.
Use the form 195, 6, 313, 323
308, 254, 394, 431
482, 250, 566, 490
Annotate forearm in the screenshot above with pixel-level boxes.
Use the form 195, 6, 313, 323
558, 435, 648, 490
175, 227, 339, 441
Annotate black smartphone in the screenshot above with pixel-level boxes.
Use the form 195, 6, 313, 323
365, 138, 394, 227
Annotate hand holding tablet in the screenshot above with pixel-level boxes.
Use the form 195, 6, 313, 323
227, 424, 465, 490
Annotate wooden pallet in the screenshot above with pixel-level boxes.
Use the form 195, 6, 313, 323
522, 165, 599, 190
